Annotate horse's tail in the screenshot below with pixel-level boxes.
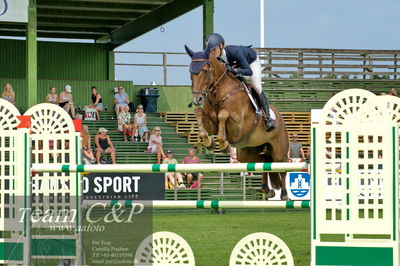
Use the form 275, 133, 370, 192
268, 172, 282, 189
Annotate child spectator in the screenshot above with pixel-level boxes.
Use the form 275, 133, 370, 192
134, 104, 149, 142
2, 83, 15, 105
94, 127, 116, 164
114, 86, 129, 117
118, 105, 137, 142
45, 86, 58, 104
146, 126, 165, 164
182, 148, 203, 188
81, 125, 95, 164
163, 150, 185, 189
59, 85, 75, 118
287, 134, 306, 162
85, 86, 103, 120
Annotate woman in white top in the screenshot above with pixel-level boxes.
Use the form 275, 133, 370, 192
134, 104, 149, 142
45, 87, 58, 104
59, 85, 75, 118
2, 83, 15, 105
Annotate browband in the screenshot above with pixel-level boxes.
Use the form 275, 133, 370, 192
191, 59, 209, 62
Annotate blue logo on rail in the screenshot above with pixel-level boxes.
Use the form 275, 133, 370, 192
289, 172, 310, 197
0, 0, 8, 16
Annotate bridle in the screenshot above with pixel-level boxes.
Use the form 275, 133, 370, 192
190, 59, 228, 103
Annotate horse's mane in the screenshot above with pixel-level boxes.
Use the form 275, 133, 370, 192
209, 54, 243, 87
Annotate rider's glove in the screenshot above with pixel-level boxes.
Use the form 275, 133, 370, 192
226, 64, 237, 75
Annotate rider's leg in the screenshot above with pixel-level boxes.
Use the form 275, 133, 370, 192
250, 56, 275, 131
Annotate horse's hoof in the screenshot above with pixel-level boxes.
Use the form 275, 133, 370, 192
206, 139, 216, 151
280, 189, 289, 201
220, 143, 231, 154
262, 189, 275, 199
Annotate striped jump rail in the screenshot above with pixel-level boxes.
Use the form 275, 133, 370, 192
82, 200, 311, 209
32, 162, 309, 174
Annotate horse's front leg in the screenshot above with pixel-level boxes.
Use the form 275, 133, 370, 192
194, 107, 217, 150
216, 109, 231, 153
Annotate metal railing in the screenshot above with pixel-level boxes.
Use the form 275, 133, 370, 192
114, 48, 400, 85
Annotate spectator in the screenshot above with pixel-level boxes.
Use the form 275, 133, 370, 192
230, 146, 239, 163
288, 134, 306, 162
182, 148, 203, 188
81, 125, 95, 164
45, 86, 58, 104
59, 85, 75, 118
146, 126, 165, 164
85, 86, 103, 120
114, 86, 129, 117
118, 105, 137, 142
163, 150, 185, 189
134, 104, 149, 142
94, 127, 116, 164
2, 83, 15, 105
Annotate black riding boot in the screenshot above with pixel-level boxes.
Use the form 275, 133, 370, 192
260, 92, 276, 132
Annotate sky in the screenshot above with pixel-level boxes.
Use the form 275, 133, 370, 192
3, 0, 399, 84
113, 0, 400, 85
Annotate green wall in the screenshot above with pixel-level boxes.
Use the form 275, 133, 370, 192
0, 78, 193, 112
0, 78, 140, 111
157, 86, 194, 112
3, 78, 400, 112
0, 39, 110, 80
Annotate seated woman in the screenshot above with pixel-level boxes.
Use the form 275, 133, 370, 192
59, 85, 75, 118
85, 86, 103, 120
118, 105, 137, 142
45, 86, 58, 104
114, 86, 129, 117
94, 127, 116, 164
163, 150, 185, 189
146, 126, 166, 164
81, 125, 95, 164
134, 104, 149, 142
2, 83, 15, 105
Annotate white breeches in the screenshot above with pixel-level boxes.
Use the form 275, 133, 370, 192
249, 55, 263, 94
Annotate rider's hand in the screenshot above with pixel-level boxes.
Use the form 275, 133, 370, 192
226, 64, 237, 75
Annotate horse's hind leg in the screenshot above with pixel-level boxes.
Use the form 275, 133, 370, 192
237, 146, 275, 198
216, 109, 230, 153
194, 107, 217, 151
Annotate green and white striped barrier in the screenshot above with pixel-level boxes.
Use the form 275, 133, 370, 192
82, 200, 310, 209
32, 162, 309, 174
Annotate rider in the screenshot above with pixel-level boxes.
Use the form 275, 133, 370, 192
205, 33, 275, 132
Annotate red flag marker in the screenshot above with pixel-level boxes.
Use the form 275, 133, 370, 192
73, 119, 82, 132
17, 116, 31, 129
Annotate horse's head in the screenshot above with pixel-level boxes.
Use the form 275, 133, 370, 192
185, 45, 214, 106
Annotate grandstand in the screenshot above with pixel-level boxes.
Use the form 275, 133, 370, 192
2, 1, 400, 201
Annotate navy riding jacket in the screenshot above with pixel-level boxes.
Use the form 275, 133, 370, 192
221, 45, 258, 76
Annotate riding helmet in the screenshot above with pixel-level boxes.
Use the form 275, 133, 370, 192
205, 33, 225, 50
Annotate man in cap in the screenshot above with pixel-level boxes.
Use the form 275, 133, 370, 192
163, 150, 185, 189
59, 85, 75, 118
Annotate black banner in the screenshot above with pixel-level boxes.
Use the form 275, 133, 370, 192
83, 173, 165, 200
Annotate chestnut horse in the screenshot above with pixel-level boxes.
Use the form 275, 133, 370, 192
185, 46, 289, 199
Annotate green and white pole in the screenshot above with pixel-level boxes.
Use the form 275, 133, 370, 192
32, 162, 309, 174
82, 200, 310, 209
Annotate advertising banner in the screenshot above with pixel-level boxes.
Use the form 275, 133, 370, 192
0, 0, 28, 23
83, 172, 165, 200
